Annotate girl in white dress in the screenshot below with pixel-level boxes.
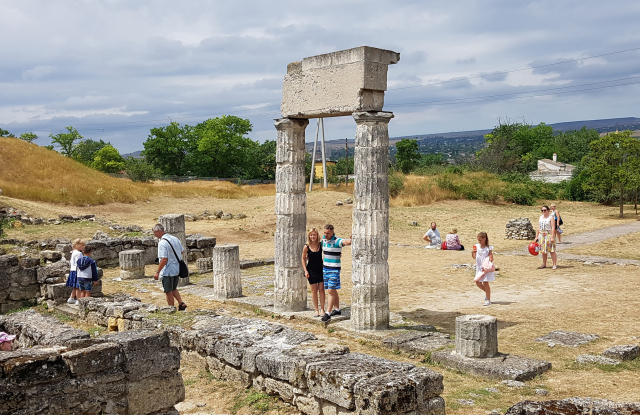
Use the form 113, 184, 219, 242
472, 232, 494, 306
536, 205, 557, 269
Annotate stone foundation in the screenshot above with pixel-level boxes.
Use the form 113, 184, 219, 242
505, 397, 640, 414
0, 310, 184, 415
68, 295, 446, 415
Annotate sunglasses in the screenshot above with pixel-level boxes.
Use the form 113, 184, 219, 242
541, 209, 548, 212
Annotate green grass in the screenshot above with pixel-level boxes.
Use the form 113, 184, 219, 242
145, 311, 195, 328
566, 357, 640, 372
229, 390, 275, 415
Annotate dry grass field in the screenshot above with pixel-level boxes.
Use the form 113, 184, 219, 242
2, 183, 640, 414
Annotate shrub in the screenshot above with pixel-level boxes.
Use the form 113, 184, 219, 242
502, 182, 536, 205
124, 157, 160, 182
388, 172, 405, 197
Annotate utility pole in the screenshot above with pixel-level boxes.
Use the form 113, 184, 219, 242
345, 137, 349, 186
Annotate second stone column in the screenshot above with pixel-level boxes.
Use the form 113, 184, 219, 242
351, 111, 393, 331
274, 118, 309, 312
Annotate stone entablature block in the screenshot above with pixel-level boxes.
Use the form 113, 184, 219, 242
281, 46, 400, 118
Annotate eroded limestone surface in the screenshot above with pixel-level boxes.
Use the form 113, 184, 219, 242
535, 330, 599, 347
431, 350, 551, 381
505, 397, 640, 414
281, 46, 400, 119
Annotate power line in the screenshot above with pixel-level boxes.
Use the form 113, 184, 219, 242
387, 74, 640, 107
388, 46, 640, 90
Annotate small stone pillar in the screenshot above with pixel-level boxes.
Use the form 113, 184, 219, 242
455, 315, 498, 358
350, 111, 393, 331
212, 245, 242, 299
119, 249, 145, 279
196, 258, 213, 274
274, 118, 309, 312
158, 214, 189, 286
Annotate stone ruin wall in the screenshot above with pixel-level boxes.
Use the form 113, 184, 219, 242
0, 309, 183, 415
4, 294, 447, 415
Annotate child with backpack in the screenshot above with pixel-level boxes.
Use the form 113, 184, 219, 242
472, 232, 495, 306
76, 245, 101, 303
65, 239, 85, 304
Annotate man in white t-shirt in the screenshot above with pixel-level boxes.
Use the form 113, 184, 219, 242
422, 222, 441, 249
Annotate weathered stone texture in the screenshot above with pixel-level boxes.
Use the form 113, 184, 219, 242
0, 311, 184, 415
350, 111, 393, 331
505, 397, 640, 414
274, 118, 308, 312
431, 349, 552, 381
281, 46, 400, 118
455, 314, 498, 358
212, 244, 242, 299
535, 330, 599, 347
505, 218, 537, 240
119, 249, 145, 279
602, 344, 640, 361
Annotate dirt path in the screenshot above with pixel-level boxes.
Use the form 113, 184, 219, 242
555, 219, 640, 251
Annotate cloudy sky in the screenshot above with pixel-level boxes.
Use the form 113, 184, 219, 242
1, 0, 639, 153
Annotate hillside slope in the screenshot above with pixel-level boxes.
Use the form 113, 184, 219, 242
0, 137, 149, 205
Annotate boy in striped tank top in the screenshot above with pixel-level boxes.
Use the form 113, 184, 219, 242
321, 224, 352, 322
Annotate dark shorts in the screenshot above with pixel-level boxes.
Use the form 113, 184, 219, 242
162, 275, 180, 293
78, 280, 93, 291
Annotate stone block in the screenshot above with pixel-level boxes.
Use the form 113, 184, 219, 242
455, 315, 498, 358
382, 331, 453, 354
263, 377, 296, 402
281, 46, 399, 118
108, 317, 119, 332
1, 349, 70, 386
46, 283, 72, 302
212, 244, 242, 299
505, 397, 640, 415
602, 344, 640, 361
295, 395, 322, 415
535, 330, 599, 347
40, 250, 63, 261
305, 353, 414, 409
430, 350, 551, 381
62, 342, 123, 375
127, 372, 185, 415
119, 249, 146, 279
576, 354, 620, 365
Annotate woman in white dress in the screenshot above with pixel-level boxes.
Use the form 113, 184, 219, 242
536, 205, 557, 269
472, 232, 494, 306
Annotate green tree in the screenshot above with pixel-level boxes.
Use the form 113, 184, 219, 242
196, 116, 257, 178
74, 139, 108, 165
142, 122, 197, 176
124, 157, 160, 182
582, 131, 640, 217
49, 126, 83, 157
0, 128, 12, 137
395, 138, 421, 173
257, 140, 277, 180
92, 145, 125, 173
18, 132, 38, 142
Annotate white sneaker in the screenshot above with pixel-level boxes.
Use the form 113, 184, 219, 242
74, 300, 80, 306
67, 298, 75, 304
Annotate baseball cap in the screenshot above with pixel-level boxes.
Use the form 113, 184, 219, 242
0, 332, 16, 343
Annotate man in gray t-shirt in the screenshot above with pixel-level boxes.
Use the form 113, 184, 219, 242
422, 222, 441, 249
153, 223, 187, 310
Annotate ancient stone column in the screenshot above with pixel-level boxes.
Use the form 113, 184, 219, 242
158, 214, 189, 286
351, 111, 393, 331
196, 258, 213, 274
274, 117, 309, 312
119, 249, 145, 279
455, 315, 498, 358
212, 245, 242, 299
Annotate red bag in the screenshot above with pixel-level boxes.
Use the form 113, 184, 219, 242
528, 242, 540, 256
441, 241, 447, 250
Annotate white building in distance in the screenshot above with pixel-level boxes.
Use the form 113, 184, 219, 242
529, 153, 575, 183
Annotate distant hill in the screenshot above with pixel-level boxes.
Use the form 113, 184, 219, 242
307, 116, 640, 160
121, 150, 143, 159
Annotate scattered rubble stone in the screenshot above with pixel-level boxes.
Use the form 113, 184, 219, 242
502, 380, 526, 388
336, 200, 344, 206
457, 399, 475, 406
505, 218, 536, 240
505, 397, 640, 414
535, 330, 599, 347
602, 344, 640, 361
485, 387, 500, 393
535, 389, 549, 396
575, 354, 620, 365
408, 221, 418, 226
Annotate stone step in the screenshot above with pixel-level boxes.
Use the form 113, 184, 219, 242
54, 303, 80, 318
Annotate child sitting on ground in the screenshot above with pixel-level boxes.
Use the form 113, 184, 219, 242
65, 239, 85, 304
76, 245, 101, 303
